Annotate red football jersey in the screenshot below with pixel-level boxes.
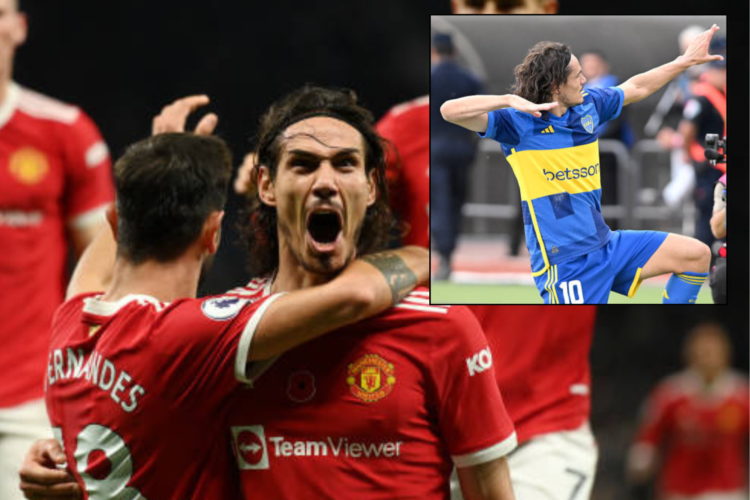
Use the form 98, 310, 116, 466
0, 83, 114, 408
633, 370, 749, 496
469, 306, 597, 444
45, 291, 283, 500
376, 96, 429, 247
228, 287, 516, 499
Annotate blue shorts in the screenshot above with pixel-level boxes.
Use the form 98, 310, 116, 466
533, 230, 668, 304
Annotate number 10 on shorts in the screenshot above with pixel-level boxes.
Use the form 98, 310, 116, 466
559, 281, 584, 304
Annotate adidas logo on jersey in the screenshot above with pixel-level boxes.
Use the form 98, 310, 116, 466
541, 126, 555, 134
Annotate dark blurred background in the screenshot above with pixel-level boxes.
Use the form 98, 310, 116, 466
14, 2, 748, 498
592, 308, 748, 499
15, 0, 429, 295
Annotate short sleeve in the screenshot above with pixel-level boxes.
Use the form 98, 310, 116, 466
153, 293, 284, 410
429, 306, 517, 467
477, 108, 522, 147
586, 87, 624, 123
61, 110, 115, 229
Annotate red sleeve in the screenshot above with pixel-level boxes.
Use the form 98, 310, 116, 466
429, 306, 517, 467
153, 293, 284, 411
61, 110, 115, 226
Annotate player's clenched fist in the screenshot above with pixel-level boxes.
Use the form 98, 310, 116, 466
18, 439, 80, 500
151, 94, 219, 136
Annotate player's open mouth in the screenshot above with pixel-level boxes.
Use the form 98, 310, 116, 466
306, 209, 343, 252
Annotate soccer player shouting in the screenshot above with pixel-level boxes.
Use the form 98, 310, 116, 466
440, 25, 724, 304
230, 86, 517, 500
20, 88, 518, 500
28, 129, 430, 500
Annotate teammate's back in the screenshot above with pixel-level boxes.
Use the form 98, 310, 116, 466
45, 291, 266, 500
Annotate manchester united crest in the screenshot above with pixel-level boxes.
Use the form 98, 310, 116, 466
9, 148, 49, 185
346, 354, 395, 403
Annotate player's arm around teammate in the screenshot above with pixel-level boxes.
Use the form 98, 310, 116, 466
69, 212, 428, 361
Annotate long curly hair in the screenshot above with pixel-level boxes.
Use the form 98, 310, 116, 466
511, 41, 572, 104
240, 85, 398, 278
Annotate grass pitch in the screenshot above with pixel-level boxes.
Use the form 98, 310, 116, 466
430, 281, 714, 304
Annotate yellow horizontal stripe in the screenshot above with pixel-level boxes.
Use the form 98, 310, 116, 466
507, 141, 602, 201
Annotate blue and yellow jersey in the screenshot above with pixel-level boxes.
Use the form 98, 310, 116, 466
478, 86, 625, 276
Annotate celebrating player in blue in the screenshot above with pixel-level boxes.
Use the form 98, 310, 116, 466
440, 24, 724, 304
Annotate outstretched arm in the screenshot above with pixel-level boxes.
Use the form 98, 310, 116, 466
440, 94, 558, 132
249, 246, 427, 360
618, 24, 723, 106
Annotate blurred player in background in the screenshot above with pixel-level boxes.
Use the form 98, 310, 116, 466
0, 1, 113, 497
440, 25, 724, 304
36, 129, 428, 500
431, 33, 483, 281
378, 90, 603, 500
627, 323, 749, 500
451, 0, 558, 14
376, 95, 429, 248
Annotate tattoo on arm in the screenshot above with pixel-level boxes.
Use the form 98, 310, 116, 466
362, 252, 417, 304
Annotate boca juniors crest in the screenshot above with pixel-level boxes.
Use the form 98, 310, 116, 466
346, 354, 395, 403
581, 115, 594, 134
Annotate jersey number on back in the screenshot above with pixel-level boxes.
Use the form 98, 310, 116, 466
53, 425, 147, 499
